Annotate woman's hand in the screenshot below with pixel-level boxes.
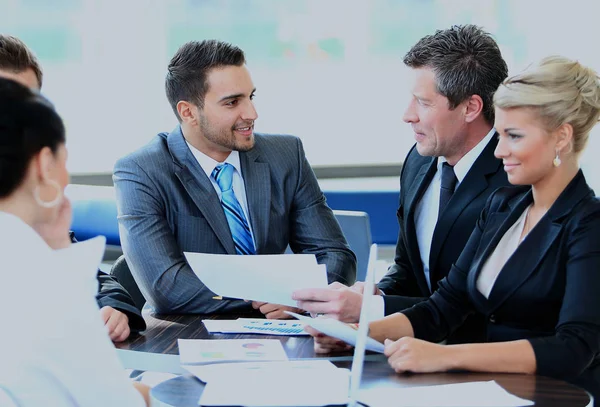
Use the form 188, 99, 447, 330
384, 337, 453, 373
35, 197, 72, 250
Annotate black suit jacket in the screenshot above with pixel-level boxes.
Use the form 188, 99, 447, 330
377, 136, 509, 342
70, 232, 146, 332
404, 170, 600, 399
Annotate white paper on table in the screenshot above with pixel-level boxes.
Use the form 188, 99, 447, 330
183, 360, 338, 383
202, 318, 309, 336
184, 252, 327, 307
358, 380, 534, 407
178, 339, 288, 366
285, 311, 385, 353
198, 364, 350, 406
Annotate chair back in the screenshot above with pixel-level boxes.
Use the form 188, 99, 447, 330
333, 210, 373, 282
110, 255, 146, 311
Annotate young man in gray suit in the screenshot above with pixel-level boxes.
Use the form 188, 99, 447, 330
114, 40, 356, 317
295, 25, 510, 344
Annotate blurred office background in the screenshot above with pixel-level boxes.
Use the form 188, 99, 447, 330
1, 0, 599, 191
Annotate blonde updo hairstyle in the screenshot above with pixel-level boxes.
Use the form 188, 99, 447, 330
494, 56, 600, 155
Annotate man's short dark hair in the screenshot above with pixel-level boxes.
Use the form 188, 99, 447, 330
165, 40, 246, 121
404, 24, 508, 124
0, 34, 43, 88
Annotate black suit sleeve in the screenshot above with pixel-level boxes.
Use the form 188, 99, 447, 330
401, 190, 493, 343
70, 232, 146, 332
96, 271, 146, 333
527, 207, 600, 382
377, 209, 423, 297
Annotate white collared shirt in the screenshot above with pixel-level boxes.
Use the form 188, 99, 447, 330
476, 205, 531, 299
414, 128, 495, 292
0, 212, 145, 407
370, 129, 496, 320
186, 142, 256, 246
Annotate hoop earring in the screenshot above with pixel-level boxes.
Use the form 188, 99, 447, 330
33, 179, 63, 208
553, 150, 562, 167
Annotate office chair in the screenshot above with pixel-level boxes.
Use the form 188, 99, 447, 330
110, 255, 146, 311
332, 210, 373, 282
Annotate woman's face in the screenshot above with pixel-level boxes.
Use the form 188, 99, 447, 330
494, 107, 558, 185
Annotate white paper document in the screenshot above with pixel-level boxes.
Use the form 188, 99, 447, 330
178, 339, 288, 365
286, 311, 385, 353
183, 360, 338, 383
202, 318, 309, 336
184, 252, 327, 307
197, 362, 350, 406
358, 380, 534, 407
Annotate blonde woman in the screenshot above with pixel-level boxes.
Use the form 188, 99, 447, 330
0, 78, 149, 406
311, 56, 600, 398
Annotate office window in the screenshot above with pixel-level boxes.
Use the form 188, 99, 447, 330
1, 0, 599, 190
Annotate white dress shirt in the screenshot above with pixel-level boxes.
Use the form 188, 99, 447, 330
0, 212, 145, 407
370, 129, 496, 320
186, 142, 256, 246
414, 128, 495, 292
476, 205, 530, 299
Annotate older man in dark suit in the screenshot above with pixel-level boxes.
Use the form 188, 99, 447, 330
114, 40, 356, 317
294, 25, 509, 343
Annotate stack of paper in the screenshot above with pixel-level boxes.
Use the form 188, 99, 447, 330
202, 318, 309, 336
184, 252, 327, 307
187, 361, 350, 406
178, 339, 288, 365
358, 381, 534, 407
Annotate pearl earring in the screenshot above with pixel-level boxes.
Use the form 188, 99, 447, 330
553, 150, 561, 167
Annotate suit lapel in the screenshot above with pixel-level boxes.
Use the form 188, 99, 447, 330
466, 192, 533, 309
167, 127, 236, 254
429, 136, 501, 273
474, 171, 592, 312
405, 158, 437, 294
240, 148, 271, 253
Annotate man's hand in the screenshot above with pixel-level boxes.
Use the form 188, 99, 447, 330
251, 302, 302, 319
34, 197, 72, 250
305, 325, 353, 354
350, 281, 382, 296
100, 306, 131, 342
292, 282, 364, 322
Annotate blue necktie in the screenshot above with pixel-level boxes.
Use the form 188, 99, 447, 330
212, 163, 256, 255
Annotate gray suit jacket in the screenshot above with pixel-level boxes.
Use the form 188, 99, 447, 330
113, 127, 356, 314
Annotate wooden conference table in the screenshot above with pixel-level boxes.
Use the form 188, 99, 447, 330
116, 311, 592, 406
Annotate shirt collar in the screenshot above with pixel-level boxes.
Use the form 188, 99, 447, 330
439, 128, 496, 183
186, 141, 242, 179
0, 211, 50, 253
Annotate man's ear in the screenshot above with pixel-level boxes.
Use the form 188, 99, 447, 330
464, 94, 484, 123
177, 101, 199, 126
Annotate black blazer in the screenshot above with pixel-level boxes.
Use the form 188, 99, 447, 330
378, 135, 509, 342
404, 171, 600, 399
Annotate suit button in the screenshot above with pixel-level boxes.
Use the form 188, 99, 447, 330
489, 314, 496, 324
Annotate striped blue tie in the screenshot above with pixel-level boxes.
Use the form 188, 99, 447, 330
212, 163, 256, 255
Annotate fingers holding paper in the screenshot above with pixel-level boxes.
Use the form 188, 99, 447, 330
251, 301, 303, 320
292, 282, 364, 322
305, 325, 353, 354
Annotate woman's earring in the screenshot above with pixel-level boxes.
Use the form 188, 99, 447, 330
33, 179, 63, 208
553, 150, 562, 167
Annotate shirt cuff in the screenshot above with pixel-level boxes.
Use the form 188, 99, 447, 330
368, 295, 385, 321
